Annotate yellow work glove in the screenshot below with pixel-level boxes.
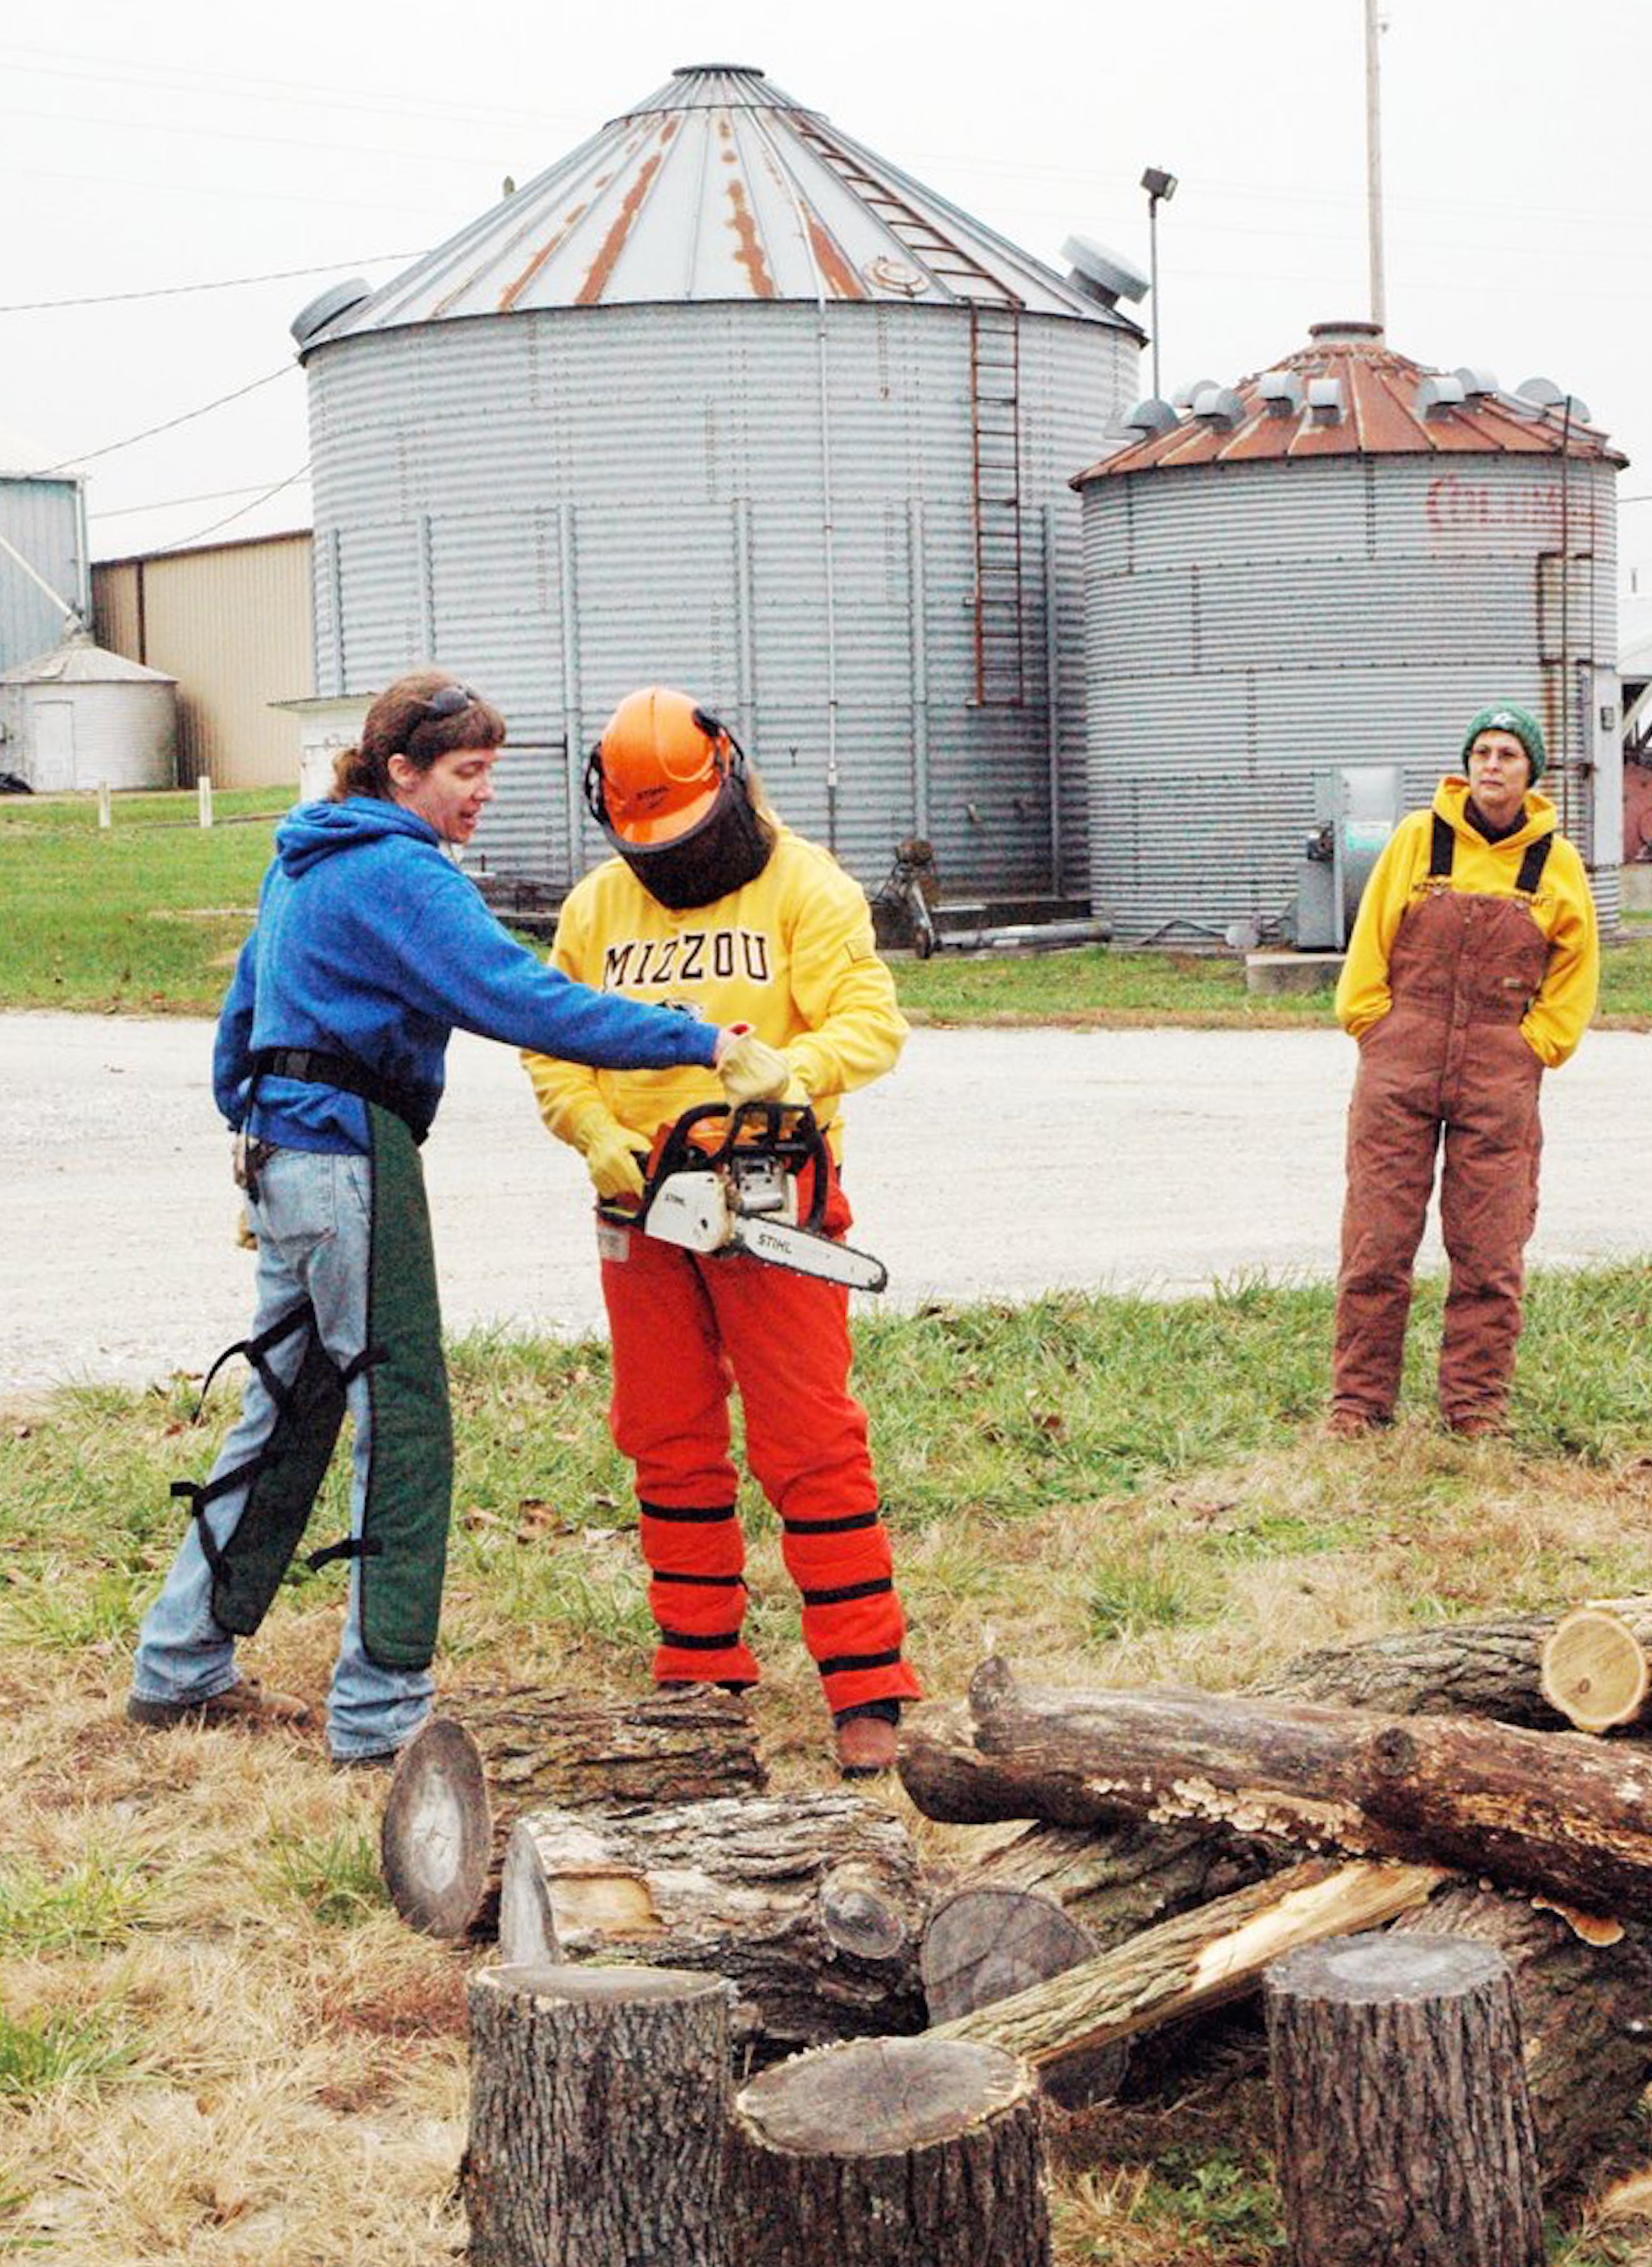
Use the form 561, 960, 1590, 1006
567, 1107, 647, 1203
715, 1029, 794, 1106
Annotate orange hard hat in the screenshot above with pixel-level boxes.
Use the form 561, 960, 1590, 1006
587, 688, 731, 847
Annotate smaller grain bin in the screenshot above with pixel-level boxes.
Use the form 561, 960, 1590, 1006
1073, 322, 1625, 943
0, 633, 177, 792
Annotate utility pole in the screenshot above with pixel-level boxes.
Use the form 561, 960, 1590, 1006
1365, 0, 1387, 331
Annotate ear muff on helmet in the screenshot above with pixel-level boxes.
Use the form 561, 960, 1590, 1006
583, 688, 747, 847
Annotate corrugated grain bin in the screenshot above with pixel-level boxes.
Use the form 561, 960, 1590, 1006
0, 634, 177, 791
1074, 322, 1624, 944
293, 64, 1143, 903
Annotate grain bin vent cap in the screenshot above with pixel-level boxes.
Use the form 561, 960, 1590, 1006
290, 278, 372, 350
1062, 235, 1149, 310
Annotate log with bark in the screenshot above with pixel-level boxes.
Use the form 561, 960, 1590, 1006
464, 1962, 733, 2267
1408, 1882, 1652, 2189
1263, 1595, 1652, 1732
497, 1791, 928, 2059
906, 1657, 1652, 1919
381, 1687, 763, 1939
725, 2037, 1049, 2267
1266, 1932, 1544, 2267
931, 1856, 1442, 2080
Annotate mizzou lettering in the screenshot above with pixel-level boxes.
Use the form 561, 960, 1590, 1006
602, 928, 772, 991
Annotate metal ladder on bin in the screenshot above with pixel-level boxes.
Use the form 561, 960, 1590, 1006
789, 118, 1028, 708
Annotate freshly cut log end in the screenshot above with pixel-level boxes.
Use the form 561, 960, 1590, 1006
1541, 1606, 1650, 1733
1266, 1930, 1544, 2267
727, 2036, 1049, 2267
380, 1718, 491, 1939
465, 1962, 732, 2267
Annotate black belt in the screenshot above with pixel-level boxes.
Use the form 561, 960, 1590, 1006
250, 1046, 431, 1143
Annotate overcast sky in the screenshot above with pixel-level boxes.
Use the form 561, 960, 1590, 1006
7, 0, 1649, 636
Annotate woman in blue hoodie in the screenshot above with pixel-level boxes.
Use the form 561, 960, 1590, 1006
126, 670, 787, 1767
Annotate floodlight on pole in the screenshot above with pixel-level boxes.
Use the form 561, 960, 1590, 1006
1141, 168, 1177, 401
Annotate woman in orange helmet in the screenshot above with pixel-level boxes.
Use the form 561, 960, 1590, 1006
523, 688, 921, 1775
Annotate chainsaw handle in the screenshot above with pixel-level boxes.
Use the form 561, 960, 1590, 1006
643, 1101, 830, 1231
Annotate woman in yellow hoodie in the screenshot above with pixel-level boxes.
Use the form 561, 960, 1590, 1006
523, 688, 921, 1775
1329, 703, 1598, 1438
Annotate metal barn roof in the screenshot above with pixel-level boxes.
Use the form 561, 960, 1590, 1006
1075, 320, 1625, 483
297, 63, 1136, 347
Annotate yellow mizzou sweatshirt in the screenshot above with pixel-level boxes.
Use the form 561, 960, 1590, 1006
523, 825, 908, 1161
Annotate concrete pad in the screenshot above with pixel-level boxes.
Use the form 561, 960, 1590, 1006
1, 1012, 1646, 1396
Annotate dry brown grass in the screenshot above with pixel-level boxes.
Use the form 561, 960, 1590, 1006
7, 1330, 1652, 2263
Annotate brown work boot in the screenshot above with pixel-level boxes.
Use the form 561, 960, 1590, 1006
834, 1712, 899, 1778
126, 1677, 313, 1732
1323, 1405, 1390, 1441
1445, 1411, 1507, 1440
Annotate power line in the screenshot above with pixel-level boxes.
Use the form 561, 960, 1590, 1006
157, 464, 311, 553
33, 364, 297, 476
0, 255, 414, 315
87, 480, 299, 521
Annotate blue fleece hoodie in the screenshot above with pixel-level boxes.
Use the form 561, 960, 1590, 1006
214, 798, 719, 1153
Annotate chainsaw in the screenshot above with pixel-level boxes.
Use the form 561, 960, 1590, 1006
599, 1101, 888, 1293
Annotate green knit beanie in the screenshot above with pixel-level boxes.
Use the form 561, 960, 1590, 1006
1462, 703, 1546, 783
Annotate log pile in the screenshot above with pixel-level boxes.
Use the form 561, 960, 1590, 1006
412, 1599, 1652, 2260
900, 1624, 1652, 2199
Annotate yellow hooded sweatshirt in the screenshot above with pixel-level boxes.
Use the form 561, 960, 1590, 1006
1334, 775, 1599, 1068
524, 824, 907, 1161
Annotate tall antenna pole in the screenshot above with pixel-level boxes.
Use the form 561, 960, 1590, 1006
1364, 0, 1387, 331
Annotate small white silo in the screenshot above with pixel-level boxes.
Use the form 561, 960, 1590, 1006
0, 633, 178, 792
1074, 322, 1624, 943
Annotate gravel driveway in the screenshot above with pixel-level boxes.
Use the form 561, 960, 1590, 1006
2, 1012, 1645, 1397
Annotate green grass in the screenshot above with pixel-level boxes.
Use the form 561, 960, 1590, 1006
261, 1826, 387, 1926
8, 787, 1652, 1024
895, 936, 1652, 1027
0, 787, 286, 1014
0, 1860, 158, 1956
0, 2008, 137, 2100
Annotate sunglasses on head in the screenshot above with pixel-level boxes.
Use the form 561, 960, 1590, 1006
414, 683, 476, 721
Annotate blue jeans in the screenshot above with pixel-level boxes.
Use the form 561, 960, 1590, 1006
130, 1146, 435, 1760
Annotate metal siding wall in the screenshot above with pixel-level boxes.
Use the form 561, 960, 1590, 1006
1084, 455, 1620, 941
306, 300, 1135, 900
0, 478, 84, 669
91, 562, 142, 661
130, 536, 314, 788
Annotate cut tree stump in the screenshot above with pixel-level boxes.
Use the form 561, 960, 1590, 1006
725, 2036, 1048, 2267
1265, 1931, 1544, 2267
933, 1857, 1442, 2078
1266, 1595, 1652, 1731
1540, 1605, 1650, 1732
380, 1687, 763, 1939
920, 1656, 1652, 1918
498, 1792, 927, 2058
464, 1962, 732, 2267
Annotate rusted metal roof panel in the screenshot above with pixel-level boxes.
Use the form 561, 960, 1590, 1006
1075, 321, 1624, 484
302, 64, 1127, 344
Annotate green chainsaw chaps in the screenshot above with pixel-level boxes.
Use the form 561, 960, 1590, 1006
203, 1103, 452, 1670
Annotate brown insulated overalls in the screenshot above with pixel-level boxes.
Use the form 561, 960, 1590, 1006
1332, 818, 1554, 1429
